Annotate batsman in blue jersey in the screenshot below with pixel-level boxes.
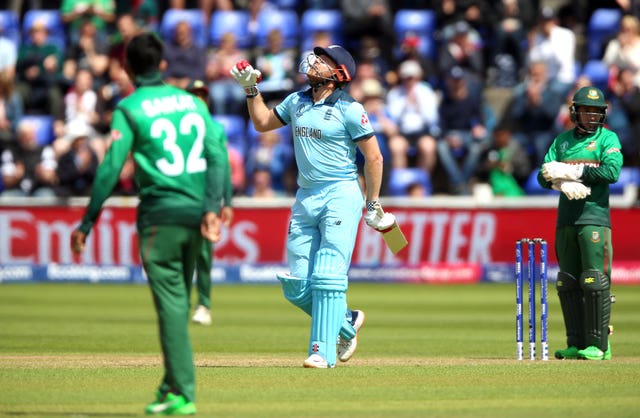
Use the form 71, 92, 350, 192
232, 45, 395, 368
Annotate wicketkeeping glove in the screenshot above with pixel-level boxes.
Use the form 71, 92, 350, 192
364, 201, 396, 231
542, 161, 584, 182
230, 60, 262, 97
552, 180, 591, 200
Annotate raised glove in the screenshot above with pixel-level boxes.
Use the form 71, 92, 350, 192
542, 161, 584, 182
553, 180, 591, 200
230, 60, 262, 97
364, 201, 396, 231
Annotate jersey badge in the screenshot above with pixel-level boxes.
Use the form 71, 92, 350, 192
110, 129, 122, 141
586, 141, 596, 151
361, 113, 369, 125
560, 141, 568, 153
591, 231, 600, 243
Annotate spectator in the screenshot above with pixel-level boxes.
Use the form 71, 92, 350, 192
436, 66, 491, 195
602, 15, 640, 89
95, 66, 134, 135
340, 0, 395, 64
247, 0, 278, 41
169, 0, 233, 25
245, 129, 293, 193
0, 71, 23, 143
16, 21, 67, 119
359, 78, 394, 195
107, 14, 140, 75
385, 59, 439, 173
255, 29, 298, 104
162, 20, 207, 90
555, 74, 593, 133
506, 60, 565, 166
206, 32, 248, 115
60, 0, 116, 45
526, 6, 576, 97
55, 132, 98, 197
247, 167, 281, 198
437, 20, 485, 88
609, 67, 640, 165
345, 59, 384, 103
0, 120, 57, 197
393, 34, 437, 86
115, 0, 159, 31
481, 125, 531, 196
63, 20, 110, 87
0, 21, 17, 79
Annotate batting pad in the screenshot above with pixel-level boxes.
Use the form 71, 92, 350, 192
277, 273, 312, 314
309, 288, 346, 367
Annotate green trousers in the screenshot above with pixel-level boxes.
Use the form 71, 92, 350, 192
556, 225, 612, 276
195, 240, 212, 308
139, 224, 202, 402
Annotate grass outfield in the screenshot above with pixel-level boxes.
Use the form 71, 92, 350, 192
1, 282, 639, 417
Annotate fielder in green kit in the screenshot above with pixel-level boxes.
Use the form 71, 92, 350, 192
70, 33, 227, 415
537, 86, 623, 361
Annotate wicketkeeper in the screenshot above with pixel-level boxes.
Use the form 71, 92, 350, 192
537, 86, 623, 360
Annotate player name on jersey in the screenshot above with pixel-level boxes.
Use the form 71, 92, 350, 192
141, 94, 198, 117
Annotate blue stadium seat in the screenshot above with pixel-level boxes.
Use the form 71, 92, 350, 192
19, 115, 55, 146
255, 9, 299, 49
610, 167, 640, 194
22, 10, 66, 53
300, 9, 343, 52
160, 9, 207, 48
388, 168, 432, 196
212, 114, 247, 156
393, 9, 437, 59
587, 8, 622, 60
209, 10, 251, 49
581, 60, 610, 92
0, 10, 20, 45
271, 0, 300, 9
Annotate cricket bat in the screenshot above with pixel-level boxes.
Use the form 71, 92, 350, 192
375, 206, 408, 254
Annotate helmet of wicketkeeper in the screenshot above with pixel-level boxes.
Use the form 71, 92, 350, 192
299, 44, 356, 90
569, 86, 608, 134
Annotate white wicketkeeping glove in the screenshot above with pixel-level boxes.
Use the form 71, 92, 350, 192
552, 180, 591, 200
364, 201, 396, 231
230, 60, 262, 97
542, 161, 584, 182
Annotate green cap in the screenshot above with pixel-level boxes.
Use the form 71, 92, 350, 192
572, 86, 607, 108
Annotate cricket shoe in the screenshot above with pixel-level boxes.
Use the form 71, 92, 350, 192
578, 342, 612, 361
337, 310, 365, 362
145, 392, 196, 415
192, 305, 212, 326
554, 346, 580, 360
303, 354, 333, 369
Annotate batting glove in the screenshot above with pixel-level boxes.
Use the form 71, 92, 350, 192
364, 201, 396, 231
230, 60, 262, 97
552, 180, 591, 200
542, 161, 584, 182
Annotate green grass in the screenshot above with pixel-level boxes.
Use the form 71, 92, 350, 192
1, 282, 639, 417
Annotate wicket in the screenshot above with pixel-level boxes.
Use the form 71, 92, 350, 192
515, 238, 548, 361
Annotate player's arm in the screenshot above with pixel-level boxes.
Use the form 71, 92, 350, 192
230, 60, 284, 132
201, 116, 226, 242
537, 138, 559, 189
217, 128, 234, 226
581, 132, 623, 185
357, 135, 383, 203
71, 108, 134, 253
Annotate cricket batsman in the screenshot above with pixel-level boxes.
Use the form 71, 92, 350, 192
537, 86, 622, 360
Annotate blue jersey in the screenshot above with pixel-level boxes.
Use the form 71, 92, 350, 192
274, 89, 374, 189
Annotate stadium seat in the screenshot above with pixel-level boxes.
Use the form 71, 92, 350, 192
610, 167, 640, 194
22, 10, 66, 53
209, 10, 251, 49
19, 115, 55, 146
388, 168, 432, 196
271, 0, 300, 9
300, 9, 343, 52
0, 10, 20, 45
523, 170, 559, 195
160, 9, 207, 48
212, 114, 247, 156
587, 8, 622, 60
393, 9, 437, 59
254, 9, 299, 49
581, 60, 610, 92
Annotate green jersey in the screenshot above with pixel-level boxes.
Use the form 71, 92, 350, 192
538, 126, 623, 227
79, 72, 227, 233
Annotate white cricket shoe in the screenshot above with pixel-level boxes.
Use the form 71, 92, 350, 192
303, 354, 332, 369
337, 310, 365, 362
191, 305, 212, 326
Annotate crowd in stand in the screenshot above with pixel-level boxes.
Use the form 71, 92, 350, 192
1, 0, 639, 199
